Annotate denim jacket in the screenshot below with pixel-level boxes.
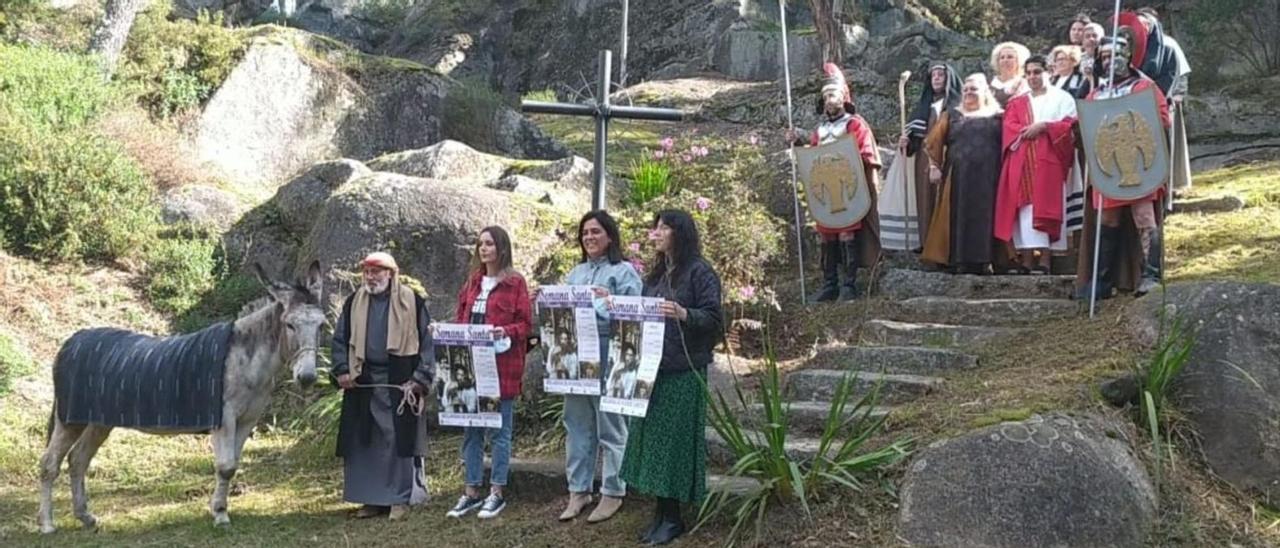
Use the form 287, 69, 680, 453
564, 256, 643, 336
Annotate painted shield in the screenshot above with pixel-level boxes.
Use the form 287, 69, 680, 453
795, 134, 871, 230
1076, 86, 1170, 201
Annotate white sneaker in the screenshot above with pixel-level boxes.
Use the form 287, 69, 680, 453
446, 494, 484, 518
476, 493, 507, 519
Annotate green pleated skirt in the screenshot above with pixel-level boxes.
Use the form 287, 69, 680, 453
620, 369, 707, 504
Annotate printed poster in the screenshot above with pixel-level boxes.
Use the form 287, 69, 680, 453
432, 323, 502, 428
601, 296, 666, 418
538, 285, 603, 395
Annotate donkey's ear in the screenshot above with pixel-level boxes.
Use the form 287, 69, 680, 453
304, 260, 323, 298
252, 263, 286, 302
252, 263, 273, 288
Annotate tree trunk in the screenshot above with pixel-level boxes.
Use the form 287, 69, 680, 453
88, 0, 147, 78
808, 0, 843, 65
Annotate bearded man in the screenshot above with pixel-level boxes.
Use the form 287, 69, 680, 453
331, 252, 434, 520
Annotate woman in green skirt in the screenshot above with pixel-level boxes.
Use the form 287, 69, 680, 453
621, 209, 723, 545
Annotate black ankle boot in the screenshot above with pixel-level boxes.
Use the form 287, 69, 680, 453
839, 238, 861, 301
647, 497, 686, 545
810, 240, 840, 302
638, 500, 663, 543
1136, 226, 1163, 297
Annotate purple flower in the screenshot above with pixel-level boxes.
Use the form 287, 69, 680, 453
681, 154, 693, 163
629, 258, 646, 274
739, 285, 757, 300
695, 196, 712, 211
659, 137, 675, 151
695, 145, 709, 157
653, 149, 666, 159
628, 242, 641, 253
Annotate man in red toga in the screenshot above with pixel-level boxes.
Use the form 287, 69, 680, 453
994, 54, 1079, 274
788, 63, 883, 302
1076, 35, 1171, 301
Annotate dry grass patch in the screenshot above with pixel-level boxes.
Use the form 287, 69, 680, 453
1167, 161, 1280, 284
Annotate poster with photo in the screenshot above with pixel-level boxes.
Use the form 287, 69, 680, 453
538, 285, 603, 395
600, 296, 666, 417
431, 323, 503, 428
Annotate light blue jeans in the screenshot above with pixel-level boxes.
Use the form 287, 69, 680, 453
463, 398, 515, 488
563, 337, 629, 497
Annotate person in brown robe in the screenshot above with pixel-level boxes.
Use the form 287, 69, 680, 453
921, 74, 1008, 274
900, 63, 962, 251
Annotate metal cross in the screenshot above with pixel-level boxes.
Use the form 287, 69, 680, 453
520, 50, 684, 211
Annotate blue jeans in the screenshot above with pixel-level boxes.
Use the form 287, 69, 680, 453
463, 398, 515, 488
563, 337, 629, 497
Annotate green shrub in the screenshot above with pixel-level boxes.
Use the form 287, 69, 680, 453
0, 331, 38, 397
617, 136, 785, 307
0, 121, 157, 262
441, 78, 505, 152
146, 234, 219, 316
522, 88, 557, 103
0, 43, 114, 130
121, 7, 245, 118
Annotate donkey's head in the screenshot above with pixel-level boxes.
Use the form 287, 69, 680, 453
253, 261, 325, 387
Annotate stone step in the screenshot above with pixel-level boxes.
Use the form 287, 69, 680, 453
785, 369, 942, 404
744, 401, 892, 434
805, 345, 978, 375
878, 268, 1076, 300
888, 297, 1079, 327
490, 457, 764, 498
705, 426, 826, 466
1172, 195, 1245, 214
864, 319, 1025, 348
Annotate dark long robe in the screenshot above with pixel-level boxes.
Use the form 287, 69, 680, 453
909, 107, 940, 247
331, 289, 434, 506
921, 109, 1006, 269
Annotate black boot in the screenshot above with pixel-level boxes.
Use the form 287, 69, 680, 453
647, 497, 686, 545
839, 238, 861, 301
1075, 225, 1119, 301
810, 240, 840, 302
638, 500, 663, 543
1135, 226, 1163, 297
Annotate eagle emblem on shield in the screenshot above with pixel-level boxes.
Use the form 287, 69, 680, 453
795, 134, 871, 229
1076, 86, 1170, 201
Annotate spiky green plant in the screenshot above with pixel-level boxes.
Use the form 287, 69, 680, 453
696, 352, 911, 546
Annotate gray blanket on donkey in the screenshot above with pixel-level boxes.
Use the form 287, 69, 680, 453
54, 323, 234, 430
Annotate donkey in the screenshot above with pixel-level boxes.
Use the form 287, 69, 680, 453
38, 261, 326, 533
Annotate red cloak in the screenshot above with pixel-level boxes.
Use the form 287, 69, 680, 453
994, 92, 1078, 243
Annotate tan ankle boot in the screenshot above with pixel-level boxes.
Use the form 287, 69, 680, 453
389, 504, 410, 521
559, 493, 592, 521
587, 495, 623, 523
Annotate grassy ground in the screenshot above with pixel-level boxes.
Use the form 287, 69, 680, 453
1166, 161, 1280, 283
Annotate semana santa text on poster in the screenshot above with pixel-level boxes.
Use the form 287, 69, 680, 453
600, 296, 665, 417
538, 285, 603, 395
432, 323, 503, 428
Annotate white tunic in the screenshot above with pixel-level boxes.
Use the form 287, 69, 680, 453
1013, 86, 1080, 251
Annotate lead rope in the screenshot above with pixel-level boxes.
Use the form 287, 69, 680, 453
350, 383, 427, 416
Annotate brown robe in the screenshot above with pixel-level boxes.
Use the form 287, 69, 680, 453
910, 108, 940, 247
921, 109, 1011, 269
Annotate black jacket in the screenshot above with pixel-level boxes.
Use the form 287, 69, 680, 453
643, 258, 724, 375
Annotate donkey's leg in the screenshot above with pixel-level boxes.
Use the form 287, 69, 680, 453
38, 419, 85, 534
209, 419, 237, 526
68, 425, 112, 530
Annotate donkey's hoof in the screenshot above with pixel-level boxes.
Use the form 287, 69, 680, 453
39, 523, 56, 535
78, 514, 98, 530
213, 512, 231, 527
